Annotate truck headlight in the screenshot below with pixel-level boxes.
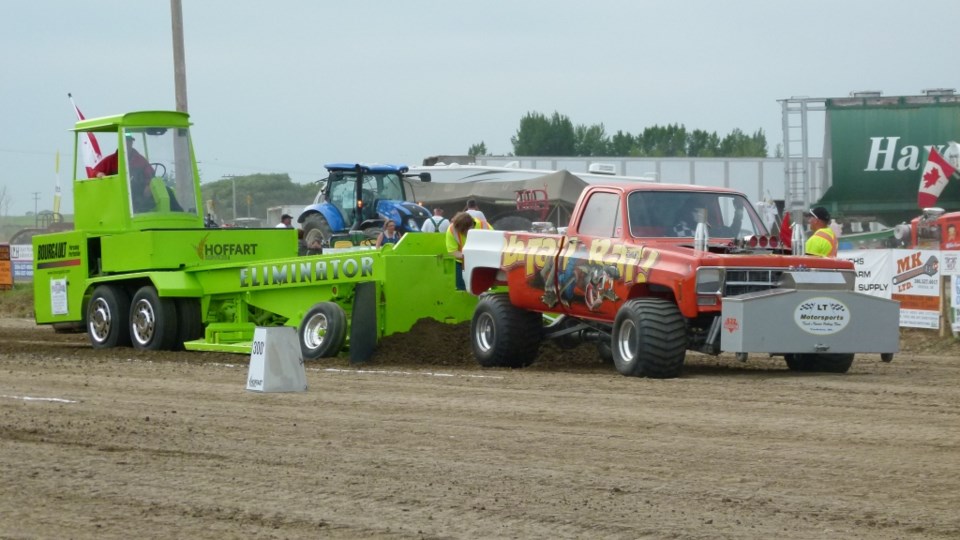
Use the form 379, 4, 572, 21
696, 268, 722, 295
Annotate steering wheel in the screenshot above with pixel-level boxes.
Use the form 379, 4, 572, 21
151, 162, 167, 177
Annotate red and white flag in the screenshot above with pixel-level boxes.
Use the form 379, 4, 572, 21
68, 93, 102, 177
918, 146, 958, 208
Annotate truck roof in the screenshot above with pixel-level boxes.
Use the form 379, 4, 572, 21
72, 110, 191, 132
324, 163, 409, 174
601, 182, 744, 195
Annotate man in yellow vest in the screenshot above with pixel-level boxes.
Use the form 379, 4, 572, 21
805, 206, 837, 257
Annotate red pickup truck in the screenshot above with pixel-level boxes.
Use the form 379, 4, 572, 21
462, 183, 900, 378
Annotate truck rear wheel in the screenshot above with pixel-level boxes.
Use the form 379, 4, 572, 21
299, 302, 347, 360
612, 298, 686, 378
130, 286, 179, 351
87, 285, 132, 349
471, 293, 542, 368
784, 353, 854, 373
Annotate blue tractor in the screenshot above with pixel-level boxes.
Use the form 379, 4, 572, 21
297, 163, 432, 247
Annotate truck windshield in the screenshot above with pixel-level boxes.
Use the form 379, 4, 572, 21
125, 127, 197, 217
627, 191, 765, 238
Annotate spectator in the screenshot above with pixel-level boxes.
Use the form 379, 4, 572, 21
464, 199, 491, 228
276, 214, 293, 228
375, 219, 400, 248
421, 208, 450, 233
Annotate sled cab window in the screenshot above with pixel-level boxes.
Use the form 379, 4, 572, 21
577, 191, 621, 237
126, 127, 197, 217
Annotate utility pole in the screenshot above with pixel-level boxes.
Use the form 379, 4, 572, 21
170, 0, 192, 207
32, 192, 40, 227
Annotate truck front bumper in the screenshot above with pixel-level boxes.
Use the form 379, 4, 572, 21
720, 288, 900, 355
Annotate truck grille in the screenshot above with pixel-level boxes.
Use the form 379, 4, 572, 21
724, 269, 783, 296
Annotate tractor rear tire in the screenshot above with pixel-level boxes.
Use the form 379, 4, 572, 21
87, 285, 132, 349
303, 213, 333, 247
130, 286, 180, 351
612, 298, 687, 378
784, 353, 854, 373
299, 302, 347, 360
471, 293, 542, 368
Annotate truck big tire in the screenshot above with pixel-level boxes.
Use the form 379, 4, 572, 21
471, 293, 542, 368
87, 285, 132, 349
299, 302, 347, 360
784, 353, 854, 373
303, 213, 333, 247
175, 298, 204, 349
612, 298, 687, 378
129, 286, 180, 351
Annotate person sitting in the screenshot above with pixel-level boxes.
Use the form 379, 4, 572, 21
375, 219, 400, 248
92, 133, 154, 181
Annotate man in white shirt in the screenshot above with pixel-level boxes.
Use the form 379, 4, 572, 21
465, 199, 489, 226
276, 214, 293, 228
421, 208, 450, 233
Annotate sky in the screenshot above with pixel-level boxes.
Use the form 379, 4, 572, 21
1, 0, 957, 216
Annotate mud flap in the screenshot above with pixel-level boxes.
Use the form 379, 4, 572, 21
350, 281, 377, 364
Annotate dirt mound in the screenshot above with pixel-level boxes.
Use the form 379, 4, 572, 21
371, 318, 612, 370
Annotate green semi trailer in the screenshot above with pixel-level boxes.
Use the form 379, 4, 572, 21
32, 111, 475, 359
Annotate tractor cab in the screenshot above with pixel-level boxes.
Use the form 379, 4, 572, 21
72, 111, 203, 233
298, 163, 431, 247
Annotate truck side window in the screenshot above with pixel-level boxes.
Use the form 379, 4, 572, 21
578, 192, 620, 238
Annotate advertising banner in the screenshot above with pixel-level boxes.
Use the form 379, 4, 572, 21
890, 249, 942, 329
941, 250, 960, 276
839, 249, 893, 298
821, 100, 960, 222
10, 244, 33, 283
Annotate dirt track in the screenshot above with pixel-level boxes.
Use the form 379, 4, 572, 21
1, 319, 959, 539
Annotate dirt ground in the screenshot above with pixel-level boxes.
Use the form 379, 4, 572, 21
1, 315, 959, 539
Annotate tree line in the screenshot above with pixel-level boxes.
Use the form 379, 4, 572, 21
468, 111, 769, 158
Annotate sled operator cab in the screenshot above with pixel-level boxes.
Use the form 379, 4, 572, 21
72, 110, 203, 233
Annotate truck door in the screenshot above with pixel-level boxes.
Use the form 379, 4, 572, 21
548, 190, 626, 320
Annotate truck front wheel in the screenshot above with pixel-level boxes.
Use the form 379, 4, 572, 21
612, 298, 686, 378
87, 285, 132, 349
130, 286, 179, 351
784, 353, 854, 373
299, 302, 347, 360
471, 293, 542, 368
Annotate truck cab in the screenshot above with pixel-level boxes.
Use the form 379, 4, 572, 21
297, 163, 431, 248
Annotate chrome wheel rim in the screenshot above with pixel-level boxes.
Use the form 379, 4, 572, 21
616, 319, 637, 363
475, 313, 495, 353
131, 298, 156, 346
88, 297, 112, 344
303, 312, 330, 351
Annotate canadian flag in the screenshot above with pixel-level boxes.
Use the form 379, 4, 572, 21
918, 145, 959, 208
68, 93, 102, 178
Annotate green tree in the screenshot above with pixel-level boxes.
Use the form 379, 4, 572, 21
200, 173, 317, 221
574, 123, 610, 156
686, 129, 720, 157
720, 128, 768, 157
467, 141, 487, 157
511, 111, 576, 156
609, 130, 637, 156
